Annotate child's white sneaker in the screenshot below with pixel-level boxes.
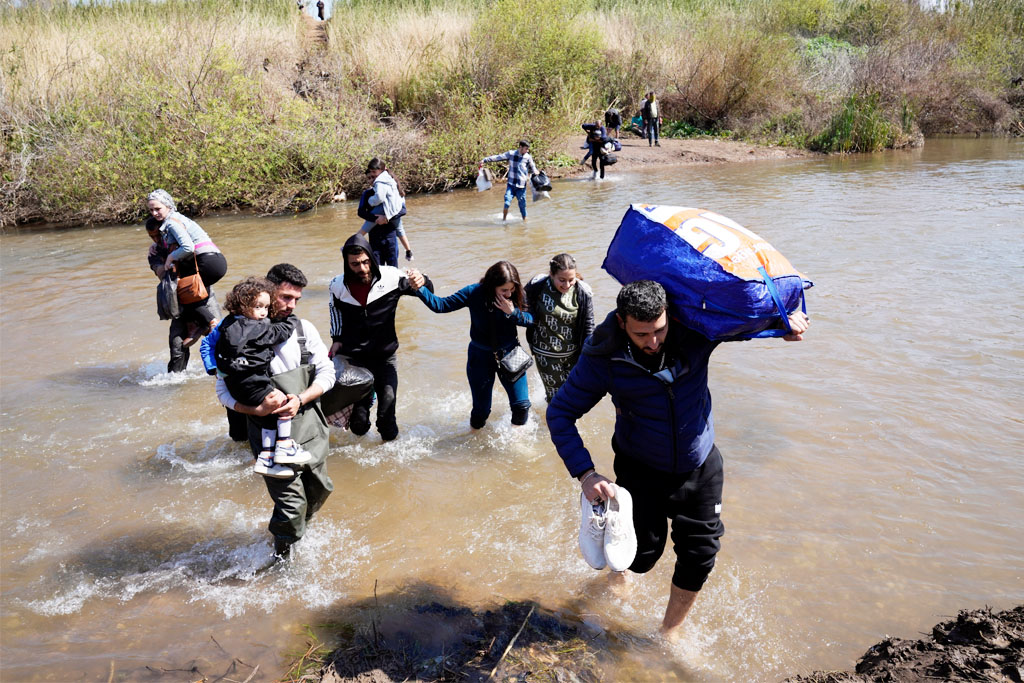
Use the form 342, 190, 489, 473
253, 451, 295, 479
578, 493, 607, 570
603, 486, 638, 572
273, 439, 312, 465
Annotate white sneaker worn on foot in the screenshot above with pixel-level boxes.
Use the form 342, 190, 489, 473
603, 486, 638, 572
579, 492, 607, 570
253, 451, 295, 479
273, 439, 312, 465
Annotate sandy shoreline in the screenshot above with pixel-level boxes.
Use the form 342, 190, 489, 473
548, 134, 816, 181
7, 136, 814, 230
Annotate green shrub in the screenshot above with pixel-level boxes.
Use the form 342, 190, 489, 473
809, 92, 895, 152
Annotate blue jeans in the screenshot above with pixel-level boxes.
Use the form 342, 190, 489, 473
361, 216, 405, 237
503, 184, 527, 218
466, 343, 530, 428
645, 117, 660, 145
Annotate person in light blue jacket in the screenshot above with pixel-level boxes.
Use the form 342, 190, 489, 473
356, 159, 414, 265
412, 260, 534, 429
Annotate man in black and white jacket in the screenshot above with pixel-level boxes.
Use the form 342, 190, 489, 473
328, 233, 432, 441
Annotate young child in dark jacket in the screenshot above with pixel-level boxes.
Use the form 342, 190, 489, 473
215, 277, 309, 479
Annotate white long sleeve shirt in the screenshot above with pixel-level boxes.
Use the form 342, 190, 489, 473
216, 318, 335, 409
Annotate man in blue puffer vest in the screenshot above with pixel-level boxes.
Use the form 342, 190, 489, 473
546, 280, 809, 635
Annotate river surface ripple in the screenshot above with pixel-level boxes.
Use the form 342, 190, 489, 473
1, 137, 1022, 681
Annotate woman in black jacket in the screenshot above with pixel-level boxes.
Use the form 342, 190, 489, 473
525, 253, 595, 402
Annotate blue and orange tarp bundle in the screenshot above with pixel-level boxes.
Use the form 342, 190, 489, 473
603, 204, 813, 340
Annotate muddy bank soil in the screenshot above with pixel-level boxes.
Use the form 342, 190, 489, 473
315, 597, 606, 683
548, 133, 813, 181
787, 605, 1024, 683
312, 603, 1022, 682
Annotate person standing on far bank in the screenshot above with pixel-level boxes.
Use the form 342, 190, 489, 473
481, 140, 538, 222
604, 107, 621, 139
546, 280, 809, 635
642, 91, 661, 147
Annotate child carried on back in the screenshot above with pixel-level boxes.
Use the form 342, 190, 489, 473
215, 277, 310, 479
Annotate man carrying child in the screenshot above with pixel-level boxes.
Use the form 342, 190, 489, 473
215, 264, 335, 560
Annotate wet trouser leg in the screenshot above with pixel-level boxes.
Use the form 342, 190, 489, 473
369, 354, 399, 440
534, 353, 575, 402
466, 344, 496, 428
263, 458, 334, 546
349, 354, 398, 440
466, 344, 530, 427
167, 316, 191, 372
613, 443, 725, 592
226, 407, 248, 442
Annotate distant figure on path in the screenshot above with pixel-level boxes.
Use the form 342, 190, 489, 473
642, 91, 661, 147
317, 0, 325, 20
481, 141, 538, 222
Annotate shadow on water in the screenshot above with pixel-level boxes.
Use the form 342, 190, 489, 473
51, 362, 209, 390
65, 526, 271, 585
19, 527, 276, 616
303, 581, 614, 683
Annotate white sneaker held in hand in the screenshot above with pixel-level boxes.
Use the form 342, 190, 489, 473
578, 492, 607, 570
603, 486, 637, 572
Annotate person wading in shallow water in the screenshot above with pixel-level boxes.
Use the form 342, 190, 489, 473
146, 190, 228, 345
215, 264, 336, 561
481, 140, 538, 222
546, 280, 809, 635
327, 233, 430, 442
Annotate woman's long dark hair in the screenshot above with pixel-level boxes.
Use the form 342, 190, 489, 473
481, 260, 526, 310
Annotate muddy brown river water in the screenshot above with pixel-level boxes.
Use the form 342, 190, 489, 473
1, 137, 1022, 681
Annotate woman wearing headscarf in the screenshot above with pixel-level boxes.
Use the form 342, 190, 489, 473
146, 189, 228, 336
524, 253, 595, 402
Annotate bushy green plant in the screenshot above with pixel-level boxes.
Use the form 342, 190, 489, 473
461, 0, 602, 117
809, 92, 895, 152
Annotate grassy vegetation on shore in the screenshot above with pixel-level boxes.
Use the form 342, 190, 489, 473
1, 0, 1021, 226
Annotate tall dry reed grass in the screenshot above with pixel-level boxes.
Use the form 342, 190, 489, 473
1, 0, 1021, 226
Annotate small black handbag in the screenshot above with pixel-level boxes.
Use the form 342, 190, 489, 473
494, 343, 533, 383
488, 307, 534, 382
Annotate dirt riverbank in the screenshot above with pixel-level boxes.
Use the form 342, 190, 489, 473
308, 603, 1022, 682
548, 134, 815, 181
